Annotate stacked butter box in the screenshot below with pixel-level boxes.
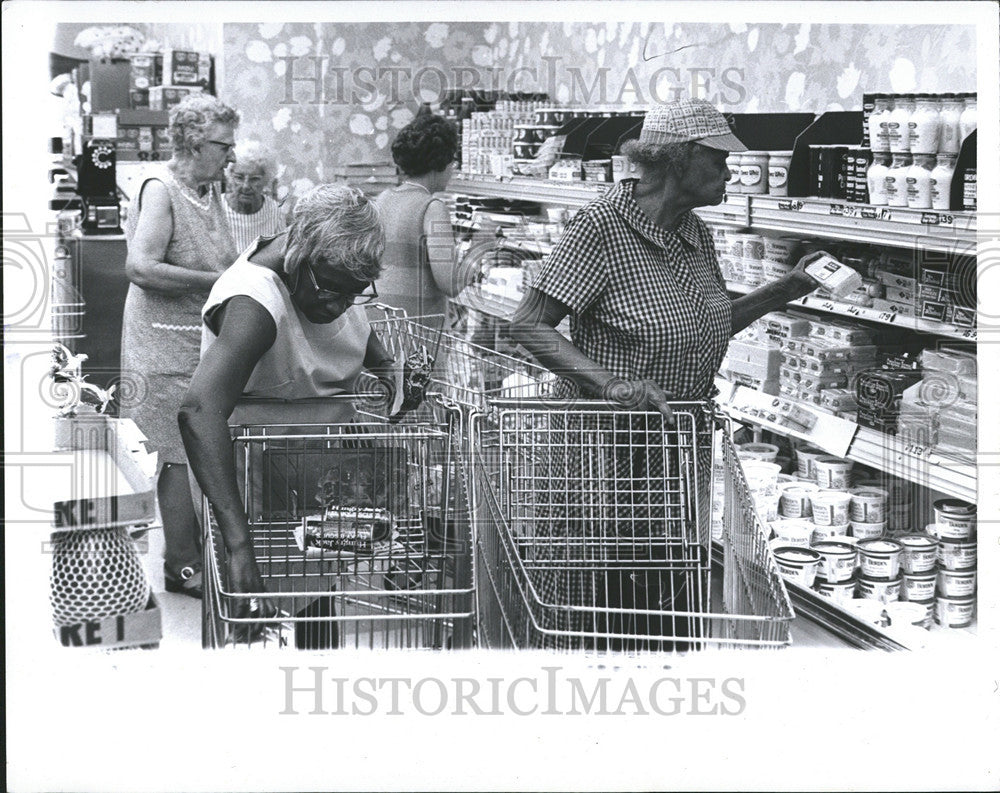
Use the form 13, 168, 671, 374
897, 346, 976, 456
870, 253, 976, 328
778, 316, 878, 418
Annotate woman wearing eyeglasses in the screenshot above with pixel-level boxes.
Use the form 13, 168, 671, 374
221, 140, 287, 252
179, 183, 393, 606
121, 94, 240, 599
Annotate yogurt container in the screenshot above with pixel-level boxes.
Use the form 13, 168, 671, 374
810, 490, 852, 526
737, 442, 779, 462
937, 537, 977, 571
812, 540, 857, 583
938, 568, 977, 598
850, 520, 886, 540
763, 235, 798, 265
849, 487, 888, 523
811, 523, 849, 544
771, 519, 814, 548
813, 575, 856, 605
935, 594, 975, 628
857, 573, 902, 603
813, 456, 854, 490
857, 538, 903, 579
884, 600, 932, 630
772, 546, 822, 587
742, 461, 781, 494
842, 598, 890, 626
779, 484, 818, 518
795, 447, 825, 481
932, 499, 976, 539
767, 152, 793, 197
901, 570, 937, 602
897, 533, 939, 574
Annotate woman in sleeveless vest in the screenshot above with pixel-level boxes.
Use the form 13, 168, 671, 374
180, 184, 396, 618
375, 114, 478, 325
121, 94, 240, 598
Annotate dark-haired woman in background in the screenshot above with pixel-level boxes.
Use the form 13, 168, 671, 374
375, 114, 476, 323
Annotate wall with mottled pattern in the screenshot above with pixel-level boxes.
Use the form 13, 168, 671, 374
220, 22, 976, 201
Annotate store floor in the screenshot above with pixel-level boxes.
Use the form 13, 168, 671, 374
143, 529, 846, 651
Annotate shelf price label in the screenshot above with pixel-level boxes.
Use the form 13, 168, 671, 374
920, 212, 955, 227
778, 199, 805, 212
877, 311, 897, 323
903, 442, 933, 460
860, 206, 893, 221
830, 203, 861, 218
961, 328, 977, 341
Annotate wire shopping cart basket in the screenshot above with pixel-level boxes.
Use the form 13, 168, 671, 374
470, 399, 794, 653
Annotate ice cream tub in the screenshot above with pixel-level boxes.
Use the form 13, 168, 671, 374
937, 537, 977, 571
884, 600, 932, 630
937, 568, 977, 598
901, 570, 937, 602
772, 546, 822, 587
935, 595, 975, 628
779, 484, 818, 518
795, 446, 825, 481
813, 456, 854, 489
810, 490, 852, 526
812, 540, 857, 583
857, 537, 903, 579
771, 519, 814, 548
857, 573, 902, 603
849, 487, 888, 523
931, 499, 976, 539
737, 442, 779, 462
850, 520, 886, 540
813, 575, 857, 605
897, 533, 939, 573
811, 523, 849, 543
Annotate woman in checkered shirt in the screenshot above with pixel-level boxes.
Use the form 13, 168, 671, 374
510, 99, 822, 651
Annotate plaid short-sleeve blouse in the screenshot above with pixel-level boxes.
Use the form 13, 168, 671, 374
532, 179, 732, 400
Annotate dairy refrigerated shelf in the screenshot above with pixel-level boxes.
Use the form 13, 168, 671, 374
451, 174, 977, 252
725, 281, 978, 342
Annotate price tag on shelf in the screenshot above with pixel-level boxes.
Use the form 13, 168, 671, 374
902, 441, 934, 460
726, 386, 858, 457
778, 199, 805, 212
877, 311, 897, 323
859, 206, 893, 221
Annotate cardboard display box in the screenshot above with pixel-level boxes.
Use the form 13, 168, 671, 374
53, 593, 162, 649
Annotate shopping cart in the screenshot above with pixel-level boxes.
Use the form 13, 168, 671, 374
202, 310, 478, 650
470, 399, 795, 653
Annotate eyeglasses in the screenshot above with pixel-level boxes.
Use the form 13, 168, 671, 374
229, 171, 266, 185
304, 262, 379, 305
207, 139, 236, 153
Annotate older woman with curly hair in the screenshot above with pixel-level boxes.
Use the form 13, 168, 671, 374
180, 184, 395, 606
120, 93, 240, 598
222, 139, 287, 252
375, 113, 476, 323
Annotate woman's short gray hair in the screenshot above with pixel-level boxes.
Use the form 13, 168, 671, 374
227, 140, 279, 184
620, 139, 695, 178
285, 184, 385, 282
169, 94, 240, 156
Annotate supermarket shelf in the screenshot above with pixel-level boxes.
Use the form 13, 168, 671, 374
452, 174, 750, 226
726, 281, 978, 341
749, 195, 977, 254
452, 174, 977, 252
719, 391, 976, 502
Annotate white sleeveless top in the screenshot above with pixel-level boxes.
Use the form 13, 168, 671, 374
200, 238, 370, 401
